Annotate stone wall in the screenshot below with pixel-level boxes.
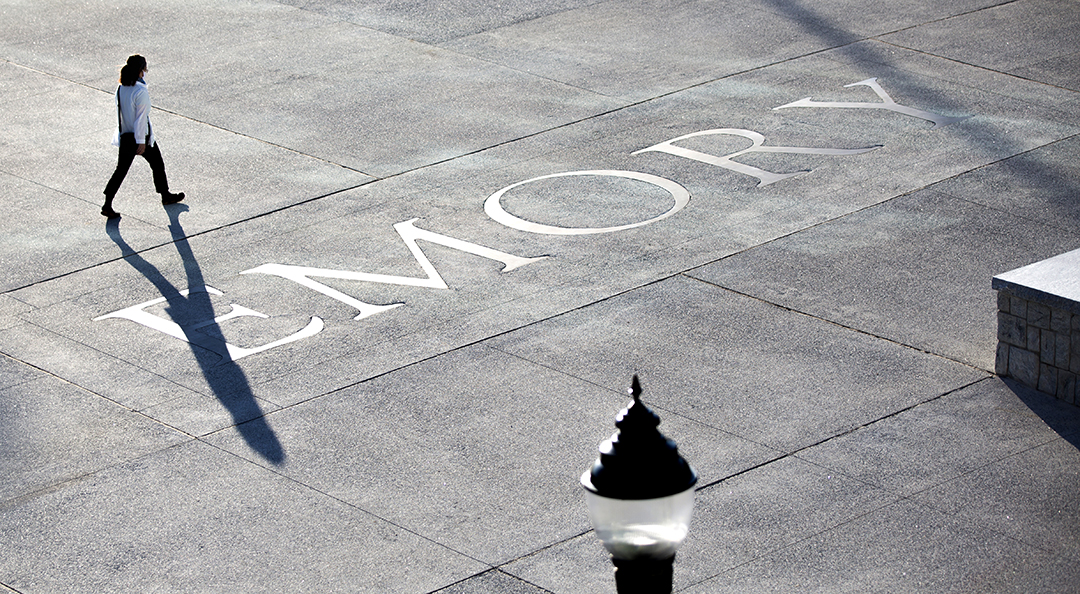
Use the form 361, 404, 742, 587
996, 290, 1078, 405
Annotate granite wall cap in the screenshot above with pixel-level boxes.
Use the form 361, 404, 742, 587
993, 248, 1080, 315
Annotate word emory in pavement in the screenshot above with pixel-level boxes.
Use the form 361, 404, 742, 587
96, 78, 970, 361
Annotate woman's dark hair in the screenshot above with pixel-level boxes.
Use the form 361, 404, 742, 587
119, 55, 146, 86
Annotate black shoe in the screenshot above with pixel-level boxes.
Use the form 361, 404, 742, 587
161, 192, 185, 205
101, 206, 121, 219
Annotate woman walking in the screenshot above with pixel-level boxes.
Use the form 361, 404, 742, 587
101, 55, 184, 218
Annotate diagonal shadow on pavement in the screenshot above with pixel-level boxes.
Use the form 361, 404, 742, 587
104, 207, 285, 465
1007, 378, 1080, 450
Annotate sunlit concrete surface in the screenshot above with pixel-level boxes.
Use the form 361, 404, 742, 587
1, 0, 1079, 591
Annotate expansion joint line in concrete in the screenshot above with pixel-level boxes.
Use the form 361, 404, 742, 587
429, 568, 557, 594
0, 319, 197, 437
873, 35, 1078, 94
867, 0, 1080, 95
0, 437, 192, 514
869, 0, 1021, 38
194, 435, 494, 573
0, 179, 378, 297
0, 321, 215, 451
684, 273, 989, 375
936, 133, 1080, 234
257, 271, 675, 417
677, 497, 903, 592
667, 375, 997, 590
693, 375, 993, 495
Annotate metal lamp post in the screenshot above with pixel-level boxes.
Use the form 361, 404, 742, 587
581, 376, 698, 594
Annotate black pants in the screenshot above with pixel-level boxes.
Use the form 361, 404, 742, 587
103, 133, 170, 201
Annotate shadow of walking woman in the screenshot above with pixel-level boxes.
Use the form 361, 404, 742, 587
104, 207, 285, 465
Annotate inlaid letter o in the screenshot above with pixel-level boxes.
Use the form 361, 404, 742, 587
484, 170, 690, 236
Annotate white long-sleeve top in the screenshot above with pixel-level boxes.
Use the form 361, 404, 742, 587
111, 80, 154, 147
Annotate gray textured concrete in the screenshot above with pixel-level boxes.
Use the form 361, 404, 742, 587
2, 0, 1079, 592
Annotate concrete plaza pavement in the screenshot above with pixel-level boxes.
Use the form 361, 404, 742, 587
2, 0, 1080, 591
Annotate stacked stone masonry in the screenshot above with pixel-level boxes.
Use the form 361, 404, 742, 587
996, 290, 1079, 405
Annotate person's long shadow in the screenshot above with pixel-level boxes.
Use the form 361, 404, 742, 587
106, 207, 285, 465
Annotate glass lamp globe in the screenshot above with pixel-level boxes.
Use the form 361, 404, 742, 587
581, 376, 698, 562
582, 485, 695, 561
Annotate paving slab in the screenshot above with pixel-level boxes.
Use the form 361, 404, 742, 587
797, 377, 1080, 497
0, 353, 41, 391
0, 296, 32, 332
277, 0, 606, 45
911, 397, 1080, 561
681, 498, 1068, 593
0, 321, 208, 413
748, 0, 1001, 38
0, 441, 485, 593
0, 365, 186, 503
0, 172, 164, 294
936, 136, 1080, 241
688, 188, 1080, 370
0, 0, 332, 85
880, 0, 1080, 92
924, 441, 1080, 558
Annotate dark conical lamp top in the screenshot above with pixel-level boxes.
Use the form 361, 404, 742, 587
581, 376, 698, 500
